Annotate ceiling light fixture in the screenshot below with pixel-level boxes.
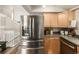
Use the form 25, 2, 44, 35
42, 5, 46, 8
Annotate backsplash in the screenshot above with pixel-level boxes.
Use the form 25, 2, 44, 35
44, 27, 75, 36
44, 27, 51, 35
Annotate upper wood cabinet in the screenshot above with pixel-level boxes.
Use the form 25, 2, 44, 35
44, 13, 58, 27
50, 13, 58, 27
58, 11, 69, 27
58, 10, 75, 27
44, 13, 51, 27
44, 10, 75, 27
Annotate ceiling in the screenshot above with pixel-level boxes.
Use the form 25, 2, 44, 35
23, 5, 78, 12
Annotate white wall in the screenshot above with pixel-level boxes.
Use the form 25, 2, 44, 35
0, 5, 30, 47
13, 5, 30, 33
13, 5, 29, 22
0, 5, 12, 17
75, 9, 79, 35
13, 6, 30, 36
10, 5, 30, 47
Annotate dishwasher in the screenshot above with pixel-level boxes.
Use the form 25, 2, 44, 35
60, 38, 77, 54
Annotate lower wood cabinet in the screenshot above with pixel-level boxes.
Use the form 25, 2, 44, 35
44, 36, 79, 54
44, 37, 50, 53
44, 36, 60, 54
77, 47, 79, 54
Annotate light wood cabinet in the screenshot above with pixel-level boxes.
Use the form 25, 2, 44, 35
44, 36, 60, 54
50, 13, 58, 27
48, 37, 60, 54
44, 13, 51, 27
44, 37, 50, 53
44, 13, 58, 27
44, 10, 75, 27
58, 10, 75, 27
77, 47, 79, 54
58, 12, 68, 27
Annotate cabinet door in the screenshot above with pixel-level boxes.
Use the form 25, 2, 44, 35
44, 13, 51, 27
77, 47, 79, 54
47, 38, 54, 54
58, 13, 64, 27
44, 37, 50, 53
48, 38, 60, 54
58, 12, 68, 27
44, 37, 60, 54
63, 11, 69, 27
50, 13, 58, 27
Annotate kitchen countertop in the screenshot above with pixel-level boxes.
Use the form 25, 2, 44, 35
44, 35, 79, 46
44, 35, 60, 37
61, 35, 79, 46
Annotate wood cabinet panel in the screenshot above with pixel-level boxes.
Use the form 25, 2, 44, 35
48, 38, 60, 54
44, 13, 58, 27
44, 37, 50, 53
50, 13, 58, 27
58, 12, 68, 27
58, 13, 63, 27
77, 47, 79, 54
44, 36, 60, 54
44, 13, 51, 27
44, 10, 75, 27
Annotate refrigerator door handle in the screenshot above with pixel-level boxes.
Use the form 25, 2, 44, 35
29, 17, 32, 37
32, 17, 34, 38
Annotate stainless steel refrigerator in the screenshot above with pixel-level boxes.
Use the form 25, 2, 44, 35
26, 15, 44, 54
22, 15, 44, 54
28, 15, 44, 39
